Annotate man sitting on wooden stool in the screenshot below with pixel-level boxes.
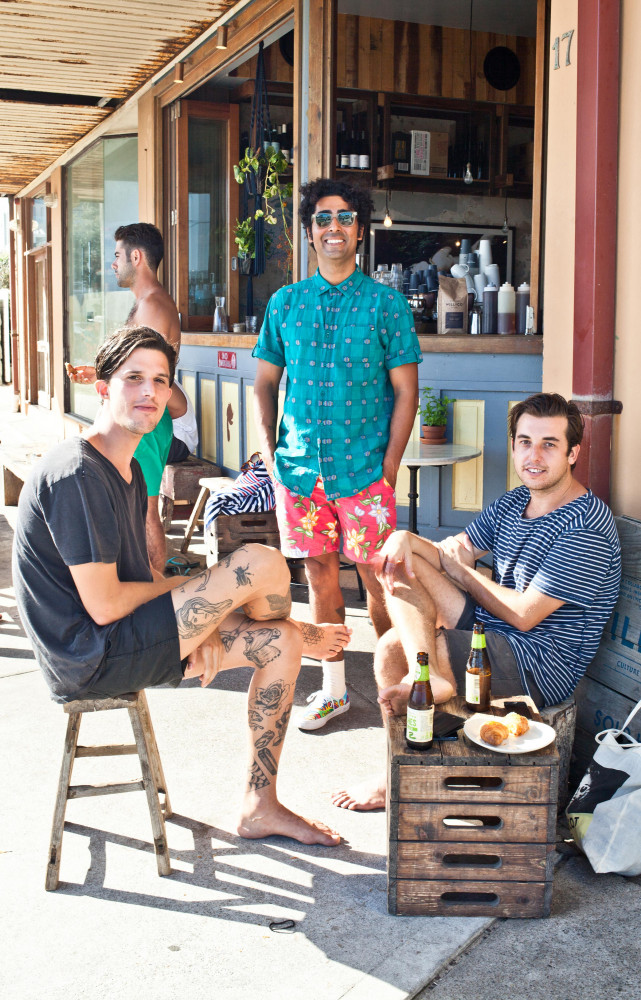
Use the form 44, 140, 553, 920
332, 392, 621, 811
13, 326, 350, 846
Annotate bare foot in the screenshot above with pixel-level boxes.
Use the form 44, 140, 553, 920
330, 775, 386, 811
238, 802, 340, 846
293, 620, 352, 660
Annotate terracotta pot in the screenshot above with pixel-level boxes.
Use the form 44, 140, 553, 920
421, 424, 447, 444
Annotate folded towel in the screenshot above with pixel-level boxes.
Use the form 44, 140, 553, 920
204, 458, 275, 532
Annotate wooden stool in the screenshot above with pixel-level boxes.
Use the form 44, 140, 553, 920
46, 691, 171, 891
159, 456, 222, 531
180, 475, 235, 554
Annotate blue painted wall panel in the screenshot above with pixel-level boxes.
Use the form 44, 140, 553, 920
179, 343, 543, 540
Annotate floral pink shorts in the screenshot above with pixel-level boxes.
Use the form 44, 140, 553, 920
274, 475, 396, 563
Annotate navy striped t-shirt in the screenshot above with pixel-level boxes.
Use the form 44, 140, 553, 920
465, 487, 621, 706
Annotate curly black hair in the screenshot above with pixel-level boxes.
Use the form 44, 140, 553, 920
299, 178, 373, 248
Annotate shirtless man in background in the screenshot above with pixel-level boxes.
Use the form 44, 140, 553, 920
68, 223, 182, 572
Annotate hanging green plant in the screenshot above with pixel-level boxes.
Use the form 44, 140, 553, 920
233, 144, 293, 276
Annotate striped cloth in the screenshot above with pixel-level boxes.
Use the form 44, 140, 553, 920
465, 487, 621, 707
204, 458, 275, 533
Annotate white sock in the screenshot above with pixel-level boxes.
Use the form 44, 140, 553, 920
321, 659, 346, 699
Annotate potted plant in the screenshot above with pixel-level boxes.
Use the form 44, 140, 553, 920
419, 386, 452, 444
233, 144, 293, 279
233, 217, 256, 274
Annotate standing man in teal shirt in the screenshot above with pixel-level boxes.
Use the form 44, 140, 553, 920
253, 178, 421, 730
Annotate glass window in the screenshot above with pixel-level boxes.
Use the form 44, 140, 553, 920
66, 135, 138, 420
30, 197, 47, 248
188, 117, 227, 317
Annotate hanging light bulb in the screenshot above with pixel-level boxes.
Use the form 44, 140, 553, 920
464, 162, 474, 185
383, 186, 393, 226
502, 189, 509, 233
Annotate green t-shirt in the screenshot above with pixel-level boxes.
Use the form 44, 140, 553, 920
133, 409, 173, 496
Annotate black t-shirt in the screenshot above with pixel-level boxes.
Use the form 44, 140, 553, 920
12, 437, 151, 702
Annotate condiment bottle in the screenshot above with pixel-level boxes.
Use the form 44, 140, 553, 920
516, 282, 530, 334
482, 283, 498, 334
405, 652, 434, 751
497, 282, 516, 335
465, 623, 492, 712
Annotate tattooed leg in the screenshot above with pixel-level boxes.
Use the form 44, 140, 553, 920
236, 617, 340, 847
171, 542, 292, 661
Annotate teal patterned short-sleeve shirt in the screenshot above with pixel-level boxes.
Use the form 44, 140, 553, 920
253, 266, 422, 500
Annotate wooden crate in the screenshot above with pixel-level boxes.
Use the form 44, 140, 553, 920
572, 516, 641, 787
387, 697, 559, 918
159, 456, 222, 529
207, 511, 281, 563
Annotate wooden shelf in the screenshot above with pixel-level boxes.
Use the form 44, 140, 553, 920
418, 334, 542, 354
181, 332, 542, 354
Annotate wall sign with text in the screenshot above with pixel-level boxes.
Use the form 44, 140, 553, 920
218, 351, 237, 370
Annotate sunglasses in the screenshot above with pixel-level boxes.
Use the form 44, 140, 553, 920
241, 451, 262, 472
311, 210, 358, 229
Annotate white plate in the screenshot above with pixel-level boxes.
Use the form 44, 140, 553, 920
463, 714, 556, 753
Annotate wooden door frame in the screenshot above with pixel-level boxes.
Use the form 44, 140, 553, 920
25, 245, 53, 407
167, 99, 239, 331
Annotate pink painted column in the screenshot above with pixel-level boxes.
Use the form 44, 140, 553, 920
572, 0, 621, 503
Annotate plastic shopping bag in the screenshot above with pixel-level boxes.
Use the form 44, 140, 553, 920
566, 697, 641, 875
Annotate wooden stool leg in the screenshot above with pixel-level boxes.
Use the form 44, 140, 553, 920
180, 485, 209, 554
128, 702, 171, 876
136, 691, 172, 818
46, 711, 82, 891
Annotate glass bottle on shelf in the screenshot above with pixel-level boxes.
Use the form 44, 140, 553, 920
349, 128, 359, 169
213, 296, 228, 333
359, 129, 369, 170
340, 123, 350, 169
281, 123, 290, 164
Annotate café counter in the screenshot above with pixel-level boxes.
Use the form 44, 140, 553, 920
177, 332, 542, 539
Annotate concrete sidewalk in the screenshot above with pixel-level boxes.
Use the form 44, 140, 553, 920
1, 501, 489, 1000
1, 391, 640, 999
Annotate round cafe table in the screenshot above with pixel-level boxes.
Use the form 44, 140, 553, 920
401, 440, 482, 533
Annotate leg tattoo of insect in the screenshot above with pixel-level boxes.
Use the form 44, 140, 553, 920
234, 563, 253, 588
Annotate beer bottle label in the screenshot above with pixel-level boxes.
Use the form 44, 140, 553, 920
414, 659, 430, 682
471, 630, 486, 649
466, 671, 481, 704
406, 706, 434, 743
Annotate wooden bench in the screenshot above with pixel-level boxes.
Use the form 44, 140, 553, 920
2, 450, 33, 505
572, 515, 641, 786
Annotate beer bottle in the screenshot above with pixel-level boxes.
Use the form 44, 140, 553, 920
406, 651, 435, 750
465, 623, 492, 712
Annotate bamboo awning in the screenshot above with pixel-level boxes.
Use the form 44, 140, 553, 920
0, 0, 239, 194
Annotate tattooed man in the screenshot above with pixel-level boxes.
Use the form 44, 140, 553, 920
13, 326, 350, 846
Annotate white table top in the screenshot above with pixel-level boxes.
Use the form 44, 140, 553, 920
401, 441, 482, 467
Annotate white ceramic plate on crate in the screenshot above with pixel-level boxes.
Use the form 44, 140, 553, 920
463, 714, 556, 753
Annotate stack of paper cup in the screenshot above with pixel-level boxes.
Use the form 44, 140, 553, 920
478, 239, 493, 274
473, 272, 487, 302
485, 262, 500, 287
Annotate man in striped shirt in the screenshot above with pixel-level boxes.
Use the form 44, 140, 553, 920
332, 392, 621, 811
